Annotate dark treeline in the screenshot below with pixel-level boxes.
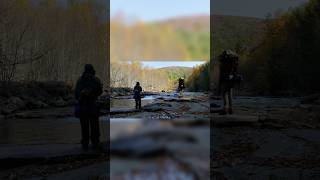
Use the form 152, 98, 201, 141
243, 0, 320, 95
0, 0, 108, 85
189, 16, 262, 93
186, 62, 209, 92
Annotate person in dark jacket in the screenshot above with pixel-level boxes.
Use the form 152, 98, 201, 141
75, 64, 103, 150
219, 50, 239, 115
178, 78, 185, 92
133, 82, 142, 110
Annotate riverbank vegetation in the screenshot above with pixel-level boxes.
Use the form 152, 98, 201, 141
0, 81, 73, 115
111, 61, 192, 91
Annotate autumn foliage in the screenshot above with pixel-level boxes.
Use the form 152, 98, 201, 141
243, 0, 320, 95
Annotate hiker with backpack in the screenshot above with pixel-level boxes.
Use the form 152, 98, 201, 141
177, 78, 185, 97
218, 50, 242, 115
75, 64, 103, 150
178, 78, 185, 92
133, 82, 142, 110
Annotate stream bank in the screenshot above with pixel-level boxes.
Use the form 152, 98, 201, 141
211, 95, 320, 179
0, 91, 210, 179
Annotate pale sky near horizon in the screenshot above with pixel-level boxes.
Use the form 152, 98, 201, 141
111, 0, 210, 22
111, 0, 308, 21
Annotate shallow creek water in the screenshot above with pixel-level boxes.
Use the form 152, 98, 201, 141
0, 92, 203, 144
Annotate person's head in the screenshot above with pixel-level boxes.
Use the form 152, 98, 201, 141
220, 50, 238, 63
136, 82, 140, 86
83, 64, 95, 75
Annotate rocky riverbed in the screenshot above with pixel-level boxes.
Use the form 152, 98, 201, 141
0, 92, 210, 179
109, 92, 210, 179
211, 95, 320, 179
1, 91, 319, 179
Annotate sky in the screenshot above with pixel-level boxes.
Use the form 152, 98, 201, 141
111, 0, 308, 21
111, 0, 210, 22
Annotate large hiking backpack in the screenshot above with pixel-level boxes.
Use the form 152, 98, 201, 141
219, 50, 243, 85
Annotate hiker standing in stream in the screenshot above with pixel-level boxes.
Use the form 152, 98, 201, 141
218, 50, 241, 115
75, 64, 103, 150
177, 78, 185, 97
133, 82, 143, 110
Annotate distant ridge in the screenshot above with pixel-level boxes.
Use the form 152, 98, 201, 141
155, 14, 264, 33
154, 14, 264, 56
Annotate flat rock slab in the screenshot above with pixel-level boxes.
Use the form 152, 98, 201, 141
143, 103, 170, 112
163, 98, 195, 102
110, 108, 140, 115
110, 136, 167, 158
10, 107, 73, 119
212, 115, 260, 127
110, 128, 199, 158
172, 119, 210, 127
44, 162, 107, 180
111, 105, 165, 115
0, 144, 104, 160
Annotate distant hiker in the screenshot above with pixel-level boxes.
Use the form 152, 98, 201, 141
219, 50, 241, 115
75, 64, 103, 150
133, 82, 142, 110
178, 78, 185, 92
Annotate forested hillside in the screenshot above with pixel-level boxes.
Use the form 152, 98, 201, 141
244, 0, 320, 95
158, 15, 264, 92
0, 0, 108, 84
211, 15, 264, 57
111, 14, 263, 62
110, 14, 263, 91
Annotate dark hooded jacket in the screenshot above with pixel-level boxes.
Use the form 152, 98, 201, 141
133, 84, 142, 99
75, 65, 103, 104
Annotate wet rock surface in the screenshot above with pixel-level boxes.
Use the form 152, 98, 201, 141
0, 92, 210, 179
212, 96, 320, 179
111, 92, 209, 121
108, 92, 210, 179
1, 92, 319, 179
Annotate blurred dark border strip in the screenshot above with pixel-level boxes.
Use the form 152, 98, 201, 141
210, 0, 214, 179
106, 0, 110, 179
